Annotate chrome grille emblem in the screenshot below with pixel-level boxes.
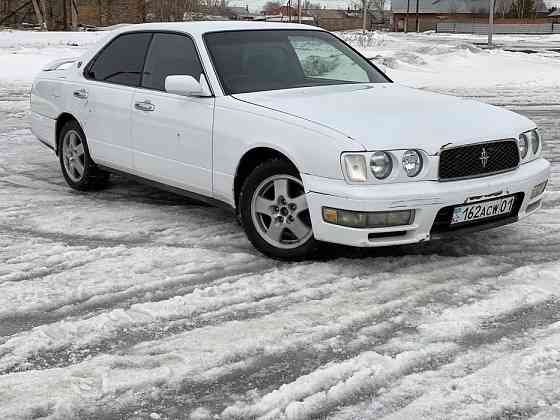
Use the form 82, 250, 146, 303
480, 147, 489, 168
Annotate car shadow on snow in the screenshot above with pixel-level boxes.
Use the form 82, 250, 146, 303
91, 175, 545, 263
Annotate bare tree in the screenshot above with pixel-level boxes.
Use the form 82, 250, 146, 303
511, 0, 535, 18
148, 0, 209, 21
31, 0, 47, 29
369, 0, 385, 17
262, 1, 281, 13
495, 0, 513, 17
534, 0, 547, 12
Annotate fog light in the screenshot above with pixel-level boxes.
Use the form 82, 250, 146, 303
531, 180, 548, 199
339, 211, 368, 227
322, 208, 414, 228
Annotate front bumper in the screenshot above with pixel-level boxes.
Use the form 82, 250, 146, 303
303, 158, 551, 247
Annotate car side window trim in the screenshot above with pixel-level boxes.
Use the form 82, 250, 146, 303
138, 31, 212, 96
84, 30, 214, 97
83, 31, 154, 88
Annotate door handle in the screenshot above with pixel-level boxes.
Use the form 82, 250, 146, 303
134, 100, 155, 112
73, 88, 88, 100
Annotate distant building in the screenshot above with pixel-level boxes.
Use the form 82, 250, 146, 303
391, 0, 491, 31
306, 9, 375, 31
256, 5, 315, 24
256, 14, 315, 24
392, 0, 557, 31
226, 6, 259, 20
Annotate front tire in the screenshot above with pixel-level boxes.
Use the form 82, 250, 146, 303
239, 159, 317, 260
58, 120, 109, 191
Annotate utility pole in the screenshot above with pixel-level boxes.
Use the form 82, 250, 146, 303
488, 0, 495, 46
298, 0, 301, 23
404, 0, 410, 32
415, 0, 420, 32
362, 0, 367, 33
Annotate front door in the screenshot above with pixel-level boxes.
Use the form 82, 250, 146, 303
131, 32, 214, 195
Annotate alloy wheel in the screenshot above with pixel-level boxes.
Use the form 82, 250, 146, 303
62, 130, 86, 183
251, 174, 312, 249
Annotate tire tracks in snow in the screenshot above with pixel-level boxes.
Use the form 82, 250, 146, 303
0, 256, 274, 339
213, 266, 560, 419
3, 257, 554, 418
2, 248, 558, 376
0, 256, 436, 371
0, 251, 523, 368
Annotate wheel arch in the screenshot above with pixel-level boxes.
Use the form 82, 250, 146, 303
55, 113, 81, 155
234, 147, 299, 210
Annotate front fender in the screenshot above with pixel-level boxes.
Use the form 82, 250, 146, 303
212, 96, 363, 205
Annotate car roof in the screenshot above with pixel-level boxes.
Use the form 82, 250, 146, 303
113, 21, 323, 37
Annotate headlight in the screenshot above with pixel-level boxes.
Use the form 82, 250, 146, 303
343, 154, 367, 182
528, 130, 540, 155
518, 133, 528, 159
402, 150, 423, 177
370, 151, 393, 179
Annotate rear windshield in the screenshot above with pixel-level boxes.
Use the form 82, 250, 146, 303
204, 30, 389, 95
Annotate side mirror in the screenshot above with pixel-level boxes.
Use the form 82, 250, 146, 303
165, 75, 211, 97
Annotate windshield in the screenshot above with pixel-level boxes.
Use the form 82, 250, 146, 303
204, 30, 389, 95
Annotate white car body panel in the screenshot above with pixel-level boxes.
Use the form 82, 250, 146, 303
211, 96, 362, 205
304, 158, 549, 246
81, 81, 136, 169
233, 83, 536, 154
30, 111, 56, 148
131, 90, 214, 195
30, 21, 551, 249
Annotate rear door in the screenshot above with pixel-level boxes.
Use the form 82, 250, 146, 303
80, 32, 152, 170
130, 32, 214, 195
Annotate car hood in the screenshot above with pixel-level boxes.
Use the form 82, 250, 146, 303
233, 84, 534, 154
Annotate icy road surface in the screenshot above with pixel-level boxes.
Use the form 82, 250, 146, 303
1, 30, 560, 419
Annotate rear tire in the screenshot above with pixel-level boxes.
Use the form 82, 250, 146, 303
239, 159, 317, 260
58, 120, 109, 191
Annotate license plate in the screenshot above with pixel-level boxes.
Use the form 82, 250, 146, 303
451, 196, 516, 225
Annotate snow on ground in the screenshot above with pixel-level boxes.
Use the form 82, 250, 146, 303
0, 30, 104, 84
339, 31, 560, 106
0, 29, 559, 419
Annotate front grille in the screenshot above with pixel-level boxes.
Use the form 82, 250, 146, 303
439, 140, 519, 181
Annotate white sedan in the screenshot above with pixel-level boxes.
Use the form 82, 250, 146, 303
31, 21, 550, 259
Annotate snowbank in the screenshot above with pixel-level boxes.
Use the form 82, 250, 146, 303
0, 30, 104, 84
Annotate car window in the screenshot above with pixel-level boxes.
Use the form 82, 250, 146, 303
141, 33, 204, 91
204, 30, 388, 95
87, 32, 152, 87
289, 35, 370, 83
